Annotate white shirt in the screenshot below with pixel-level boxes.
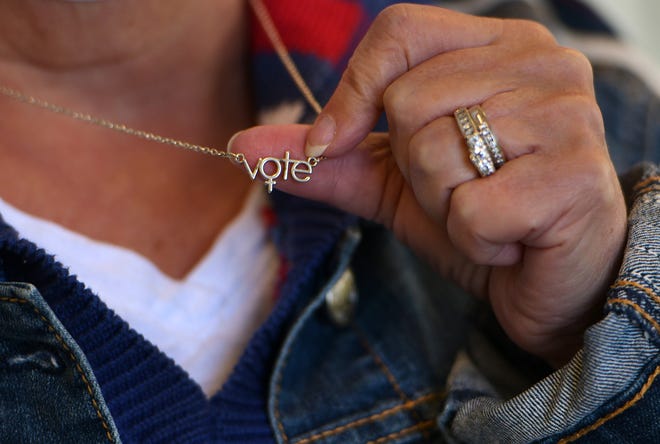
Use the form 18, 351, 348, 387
0, 185, 279, 396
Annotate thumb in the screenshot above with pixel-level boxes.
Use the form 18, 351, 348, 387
228, 124, 394, 221
304, 5, 500, 158
231, 124, 469, 285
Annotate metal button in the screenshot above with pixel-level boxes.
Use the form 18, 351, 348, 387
325, 268, 358, 327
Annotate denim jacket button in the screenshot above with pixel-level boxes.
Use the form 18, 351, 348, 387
325, 268, 358, 327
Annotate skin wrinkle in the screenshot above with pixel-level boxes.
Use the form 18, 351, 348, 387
387, 74, 520, 138
372, 149, 405, 229
371, 5, 414, 72
0, 1, 247, 112
491, 241, 598, 365
379, 4, 502, 67
0, 1, 192, 69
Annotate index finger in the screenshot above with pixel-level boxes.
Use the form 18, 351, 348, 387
304, 4, 502, 158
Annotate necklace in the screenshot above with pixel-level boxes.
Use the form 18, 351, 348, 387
0, 0, 323, 194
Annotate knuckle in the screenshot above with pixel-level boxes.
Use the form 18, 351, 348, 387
564, 95, 605, 142
535, 93, 604, 144
555, 47, 594, 88
382, 79, 402, 112
579, 98, 605, 137
341, 57, 379, 104
375, 4, 416, 34
407, 127, 442, 178
448, 188, 486, 262
572, 149, 614, 193
370, 4, 416, 64
382, 77, 416, 123
559, 151, 619, 217
509, 19, 555, 45
343, 18, 411, 107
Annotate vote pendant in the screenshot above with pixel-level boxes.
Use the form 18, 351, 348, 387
236, 151, 320, 193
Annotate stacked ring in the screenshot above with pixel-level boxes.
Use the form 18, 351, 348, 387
454, 106, 506, 176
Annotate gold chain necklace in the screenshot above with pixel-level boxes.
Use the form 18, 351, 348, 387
0, 0, 322, 194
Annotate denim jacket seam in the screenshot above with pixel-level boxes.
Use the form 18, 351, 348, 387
611, 279, 660, 306
635, 183, 660, 196
556, 363, 660, 443
363, 419, 438, 444
351, 323, 433, 440
270, 226, 364, 444
632, 175, 660, 193
629, 175, 660, 207
0, 295, 115, 443
290, 392, 445, 444
608, 297, 660, 340
352, 323, 411, 404
608, 268, 660, 347
273, 348, 292, 444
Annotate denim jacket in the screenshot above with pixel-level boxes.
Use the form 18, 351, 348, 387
1, 1, 659, 443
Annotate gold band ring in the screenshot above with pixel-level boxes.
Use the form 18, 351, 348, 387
470, 106, 506, 168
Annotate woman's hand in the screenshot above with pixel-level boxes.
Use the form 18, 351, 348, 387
230, 5, 627, 365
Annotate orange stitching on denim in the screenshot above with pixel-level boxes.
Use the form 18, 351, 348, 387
292, 392, 444, 444
633, 176, 660, 191
558, 364, 660, 443
273, 352, 291, 444
0, 296, 115, 443
365, 420, 436, 444
608, 298, 660, 333
612, 280, 660, 306
635, 184, 660, 195
352, 325, 411, 404
352, 324, 431, 440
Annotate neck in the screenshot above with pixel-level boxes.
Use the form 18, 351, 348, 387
0, 0, 250, 126
0, 0, 258, 278
0, 0, 247, 67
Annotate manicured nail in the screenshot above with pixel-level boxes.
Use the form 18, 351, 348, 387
227, 130, 244, 153
305, 114, 335, 157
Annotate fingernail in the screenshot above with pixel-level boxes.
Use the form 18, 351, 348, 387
305, 114, 335, 157
227, 130, 244, 153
